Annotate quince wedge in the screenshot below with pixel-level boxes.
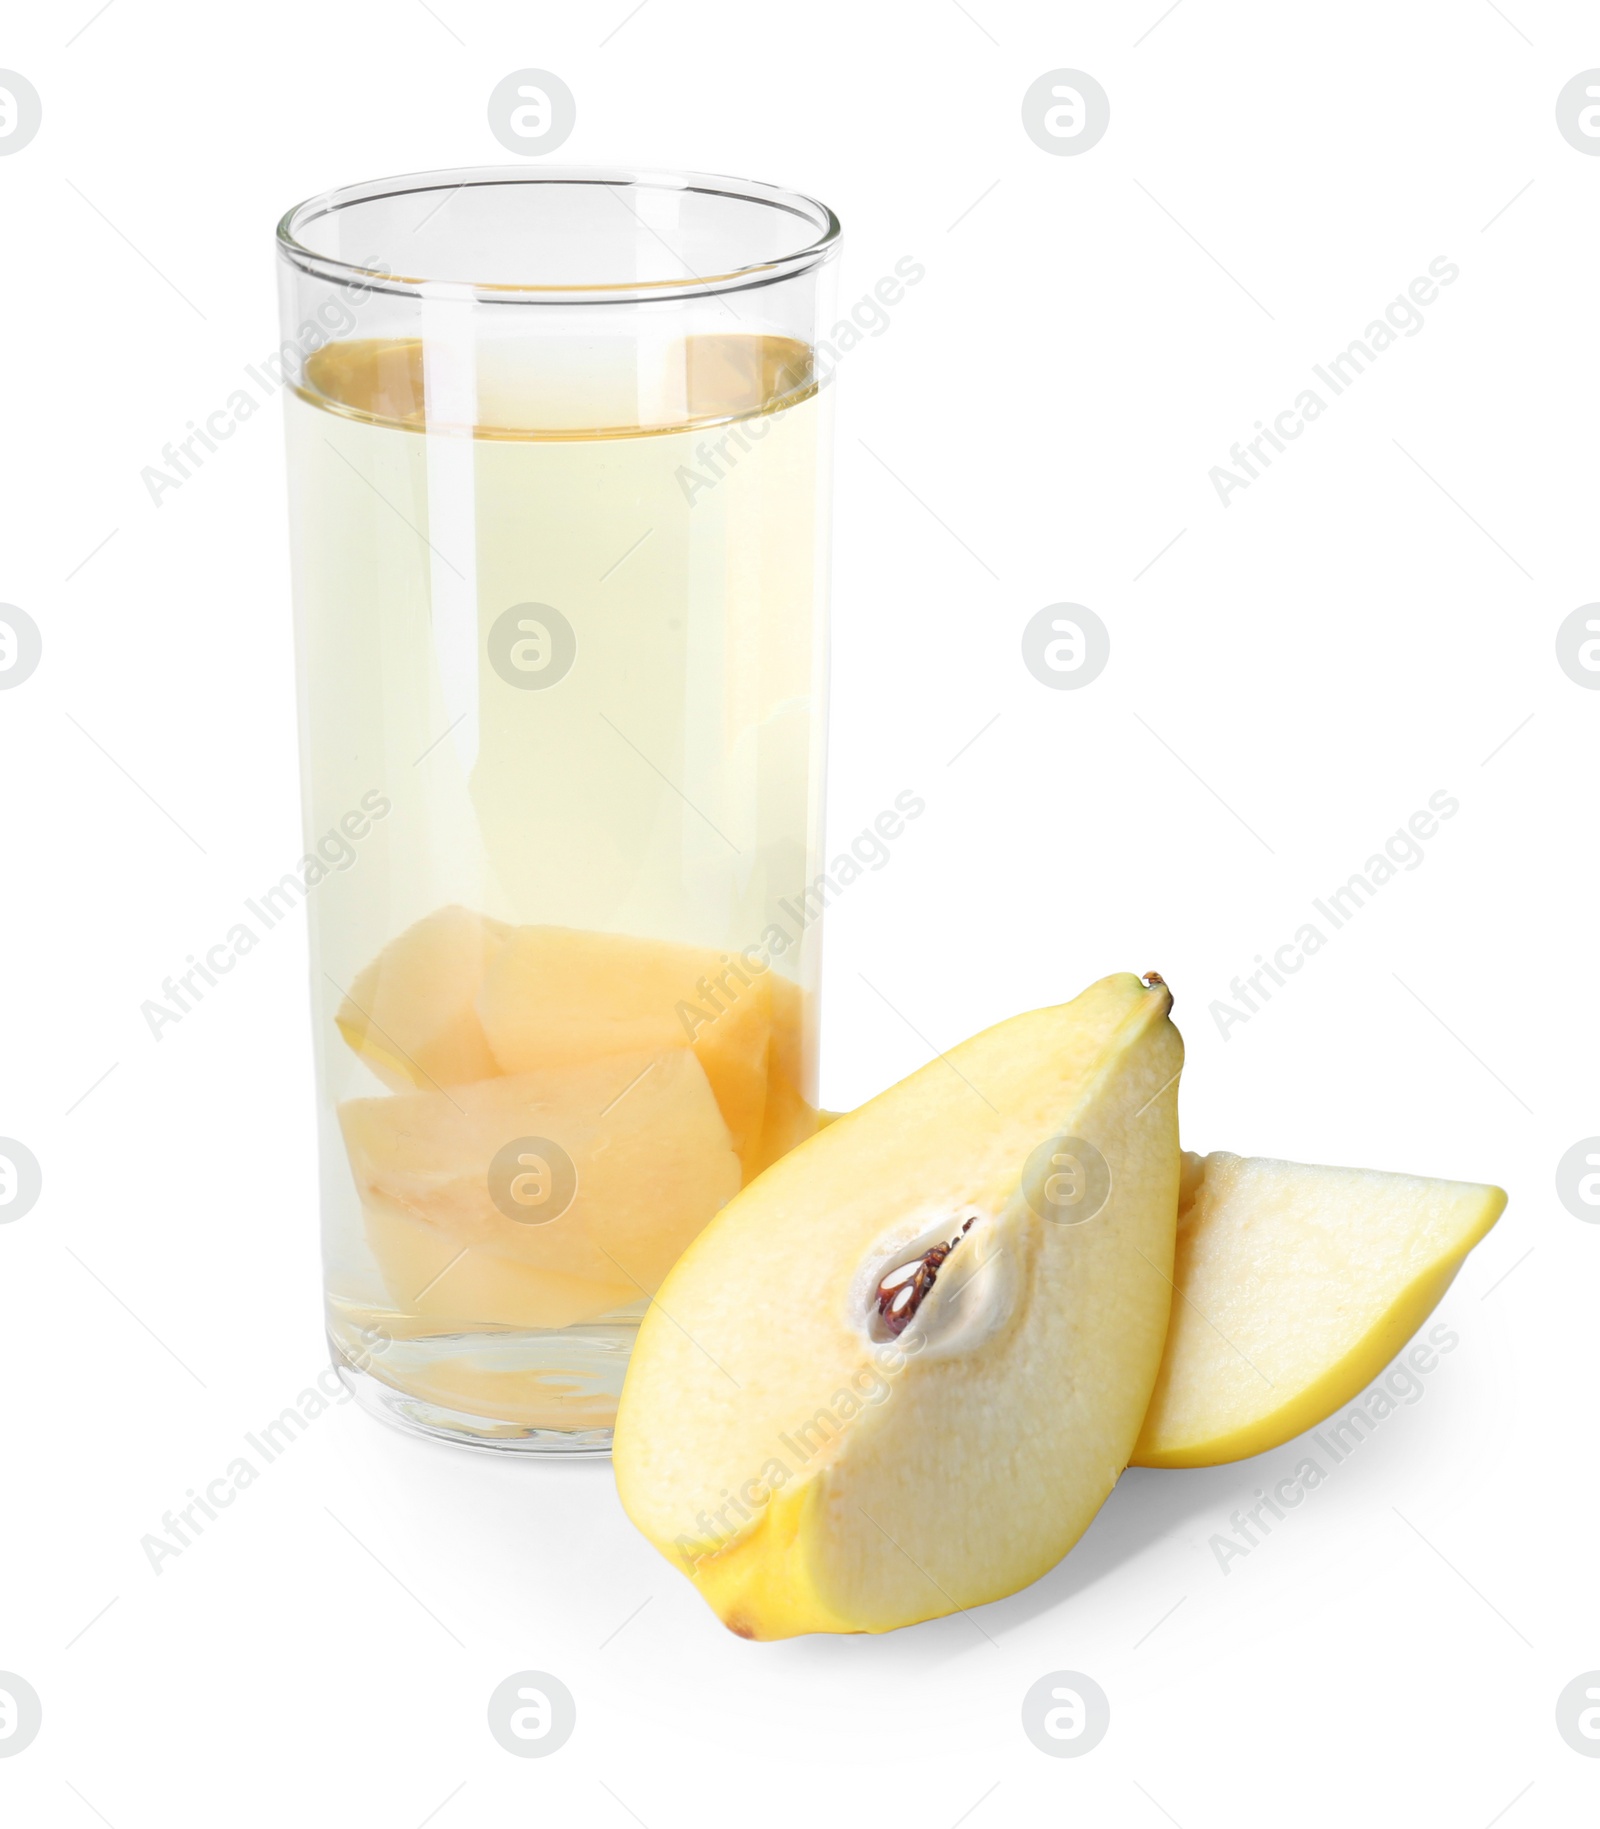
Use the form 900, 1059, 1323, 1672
614, 972, 1184, 1638
335, 905, 510, 1092
1132, 1150, 1506, 1468
476, 925, 775, 1172
339, 1047, 741, 1326
744, 971, 822, 1176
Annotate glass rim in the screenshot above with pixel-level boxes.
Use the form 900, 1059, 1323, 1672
276, 163, 842, 305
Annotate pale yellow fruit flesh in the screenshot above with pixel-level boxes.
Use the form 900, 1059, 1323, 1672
744, 1064, 820, 1178
476, 925, 774, 1170
337, 913, 817, 1187
357, 1196, 635, 1329
614, 973, 1183, 1639
335, 905, 510, 1092
1132, 1150, 1507, 1468
745, 971, 821, 1174
333, 914, 821, 1347
339, 1047, 741, 1321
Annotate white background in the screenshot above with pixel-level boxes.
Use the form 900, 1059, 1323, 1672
2, 0, 1596, 1821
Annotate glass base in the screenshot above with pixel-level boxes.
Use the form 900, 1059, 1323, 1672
331, 1324, 633, 1455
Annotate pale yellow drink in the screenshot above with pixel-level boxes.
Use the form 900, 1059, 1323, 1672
284, 334, 828, 1444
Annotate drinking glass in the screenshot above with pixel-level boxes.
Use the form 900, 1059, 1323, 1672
276, 166, 839, 1450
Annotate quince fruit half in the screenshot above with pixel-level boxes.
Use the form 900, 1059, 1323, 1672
613, 972, 1184, 1639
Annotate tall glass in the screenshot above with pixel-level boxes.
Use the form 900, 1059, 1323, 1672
276, 167, 839, 1452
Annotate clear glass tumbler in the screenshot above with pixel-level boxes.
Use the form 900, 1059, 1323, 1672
276, 166, 839, 1452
